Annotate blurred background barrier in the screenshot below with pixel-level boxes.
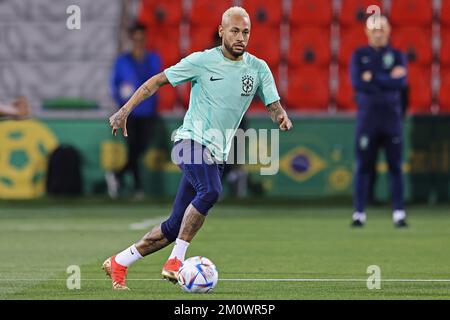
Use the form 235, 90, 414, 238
1, 115, 449, 202
0, 0, 449, 203
1, 0, 450, 116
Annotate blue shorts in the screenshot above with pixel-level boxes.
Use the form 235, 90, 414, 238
161, 139, 225, 242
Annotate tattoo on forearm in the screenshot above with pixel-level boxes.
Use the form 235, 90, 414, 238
142, 84, 153, 98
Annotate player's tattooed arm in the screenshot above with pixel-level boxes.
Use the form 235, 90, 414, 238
109, 72, 169, 136
267, 100, 293, 131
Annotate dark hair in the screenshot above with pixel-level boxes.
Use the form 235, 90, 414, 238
128, 22, 147, 36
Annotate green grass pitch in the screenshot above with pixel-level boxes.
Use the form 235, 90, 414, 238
1, 199, 449, 299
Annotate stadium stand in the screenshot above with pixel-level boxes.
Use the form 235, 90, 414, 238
249, 99, 268, 113
247, 25, 281, 68
286, 66, 330, 111
439, 68, 450, 112
2, 0, 447, 116
147, 26, 181, 68
336, 67, 357, 112
188, 25, 220, 54
241, 0, 283, 26
389, 0, 433, 27
391, 27, 433, 66
138, 0, 183, 27
289, 0, 333, 27
407, 66, 433, 113
138, 0, 183, 68
441, 27, 450, 66
339, 0, 383, 27
158, 82, 178, 112
442, 0, 450, 26
0, 0, 120, 116
189, 0, 233, 27
288, 27, 331, 67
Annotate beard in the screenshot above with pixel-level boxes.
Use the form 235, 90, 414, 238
223, 40, 246, 58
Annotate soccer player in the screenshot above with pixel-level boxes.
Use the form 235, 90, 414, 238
0, 97, 30, 119
350, 16, 408, 228
103, 6, 293, 290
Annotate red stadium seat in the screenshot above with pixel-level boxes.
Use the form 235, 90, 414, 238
188, 26, 220, 54
247, 26, 280, 68
390, 0, 433, 27
138, 0, 183, 26
248, 99, 267, 113
241, 0, 282, 26
442, 0, 450, 26
147, 26, 181, 68
339, 0, 383, 27
336, 67, 357, 112
338, 27, 368, 66
439, 68, 450, 112
288, 27, 330, 67
407, 66, 432, 114
289, 0, 333, 27
440, 27, 450, 66
179, 83, 191, 109
286, 66, 330, 111
190, 0, 233, 27
157, 84, 177, 112
391, 27, 432, 66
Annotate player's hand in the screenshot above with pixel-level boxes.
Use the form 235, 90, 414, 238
12, 97, 31, 118
277, 114, 293, 131
361, 71, 372, 82
391, 66, 407, 79
109, 108, 129, 137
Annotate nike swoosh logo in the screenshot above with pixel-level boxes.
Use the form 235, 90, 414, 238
210, 76, 224, 81
130, 248, 134, 255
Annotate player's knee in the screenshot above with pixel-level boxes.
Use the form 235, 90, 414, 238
202, 187, 221, 204
193, 186, 222, 215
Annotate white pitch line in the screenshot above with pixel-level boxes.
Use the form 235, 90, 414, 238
221, 278, 450, 282
1, 278, 450, 283
129, 216, 167, 230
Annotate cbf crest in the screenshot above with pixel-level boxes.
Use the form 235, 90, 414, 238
241, 75, 254, 96
382, 52, 395, 69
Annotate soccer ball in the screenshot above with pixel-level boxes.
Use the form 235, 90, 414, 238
177, 256, 218, 293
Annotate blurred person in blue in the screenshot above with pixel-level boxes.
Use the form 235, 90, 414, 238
106, 22, 162, 199
350, 16, 408, 228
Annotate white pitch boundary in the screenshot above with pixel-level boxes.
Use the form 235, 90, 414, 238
128, 216, 167, 230
1, 278, 450, 282
0, 216, 168, 232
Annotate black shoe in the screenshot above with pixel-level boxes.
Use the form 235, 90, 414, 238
394, 219, 408, 228
351, 219, 365, 227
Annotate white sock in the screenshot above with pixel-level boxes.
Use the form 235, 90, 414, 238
393, 210, 406, 223
169, 238, 190, 261
115, 244, 143, 267
352, 212, 367, 223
